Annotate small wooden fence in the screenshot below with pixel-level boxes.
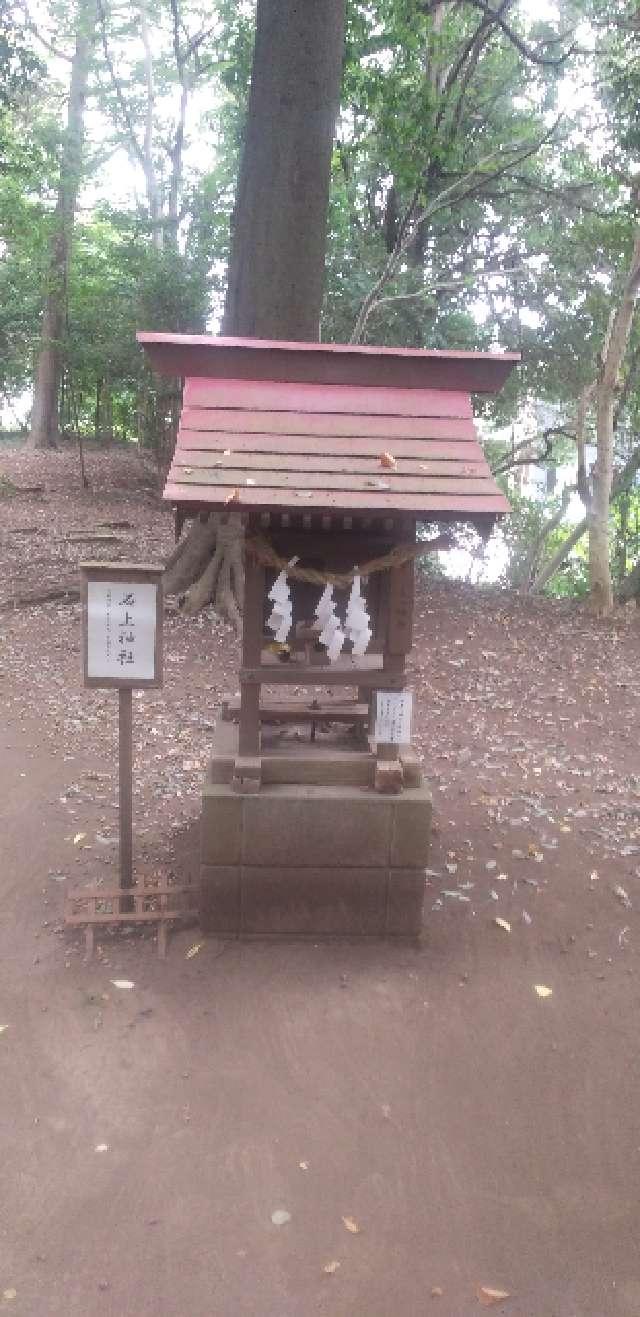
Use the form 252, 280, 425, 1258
65, 882, 200, 961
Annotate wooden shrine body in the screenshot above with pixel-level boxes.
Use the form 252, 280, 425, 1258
235, 508, 416, 794
139, 332, 517, 937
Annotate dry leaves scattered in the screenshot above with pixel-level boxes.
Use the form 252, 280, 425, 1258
477, 1285, 511, 1307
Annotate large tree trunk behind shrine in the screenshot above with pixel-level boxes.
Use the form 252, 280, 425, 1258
167, 0, 346, 617
221, 0, 346, 341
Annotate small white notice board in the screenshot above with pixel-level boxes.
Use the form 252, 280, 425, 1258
375, 690, 412, 744
87, 580, 157, 681
81, 562, 163, 690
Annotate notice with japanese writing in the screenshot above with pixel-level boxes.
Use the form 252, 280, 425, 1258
87, 581, 157, 681
374, 690, 412, 744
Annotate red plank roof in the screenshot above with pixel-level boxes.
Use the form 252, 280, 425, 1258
138, 334, 517, 521
138, 331, 518, 393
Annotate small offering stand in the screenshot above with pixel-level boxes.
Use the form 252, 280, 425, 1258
139, 333, 516, 937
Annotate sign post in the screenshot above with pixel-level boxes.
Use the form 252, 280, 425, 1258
80, 562, 163, 899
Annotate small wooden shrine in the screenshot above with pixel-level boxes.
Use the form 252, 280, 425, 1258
139, 332, 516, 937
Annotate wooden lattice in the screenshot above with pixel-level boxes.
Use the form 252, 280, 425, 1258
65, 882, 200, 961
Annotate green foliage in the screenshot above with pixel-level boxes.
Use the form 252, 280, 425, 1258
0, 8, 44, 110
2, 0, 640, 615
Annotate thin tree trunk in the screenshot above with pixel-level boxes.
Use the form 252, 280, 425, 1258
222, 0, 346, 340
589, 231, 640, 613
29, 0, 97, 450
520, 484, 573, 591
138, 2, 163, 251
531, 441, 640, 594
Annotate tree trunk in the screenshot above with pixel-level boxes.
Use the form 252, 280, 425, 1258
221, 0, 346, 340
520, 485, 572, 591
531, 440, 640, 594
138, 1, 163, 251
170, 0, 346, 622
588, 389, 615, 612
28, 0, 96, 450
531, 231, 640, 607
588, 231, 640, 613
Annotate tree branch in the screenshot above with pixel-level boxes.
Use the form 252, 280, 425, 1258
96, 0, 146, 170
452, 0, 578, 66
490, 425, 573, 476
350, 128, 560, 343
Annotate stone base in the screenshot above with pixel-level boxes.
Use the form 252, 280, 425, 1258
200, 780, 432, 937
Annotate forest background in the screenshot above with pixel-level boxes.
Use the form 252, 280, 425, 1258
3, 0, 640, 611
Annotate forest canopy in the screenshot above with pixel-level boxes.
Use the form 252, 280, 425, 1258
3, 0, 640, 608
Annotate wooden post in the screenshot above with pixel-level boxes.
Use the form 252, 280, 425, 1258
234, 547, 264, 787
119, 687, 134, 897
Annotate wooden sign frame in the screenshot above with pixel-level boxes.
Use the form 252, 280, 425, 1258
79, 561, 164, 900
80, 561, 164, 691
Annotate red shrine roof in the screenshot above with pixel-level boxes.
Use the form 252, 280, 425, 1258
138, 333, 517, 522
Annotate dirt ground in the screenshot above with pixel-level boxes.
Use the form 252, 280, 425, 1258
2, 445, 640, 1317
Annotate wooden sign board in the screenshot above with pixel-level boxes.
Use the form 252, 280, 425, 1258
375, 690, 412, 744
80, 562, 163, 690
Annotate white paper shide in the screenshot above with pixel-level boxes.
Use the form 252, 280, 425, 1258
314, 583, 345, 663
87, 581, 157, 680
266, 559, 297, 644
344, 574, 371, 657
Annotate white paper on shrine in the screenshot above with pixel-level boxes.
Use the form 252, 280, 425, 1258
266, 561, 297, 644
345, 574, 371, 658
314, 583, 345, 661
87, 580, 157, 680
374, 690, 412, 744
326, 627, 346, 663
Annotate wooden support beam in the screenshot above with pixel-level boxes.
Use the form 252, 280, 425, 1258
238, 683, 261, 755
240, 665, 405, 689
387, 558, 414, 654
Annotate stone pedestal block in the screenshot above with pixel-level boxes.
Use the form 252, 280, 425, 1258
200, 781, 431, 937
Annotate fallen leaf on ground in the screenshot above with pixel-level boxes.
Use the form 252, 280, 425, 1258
342, 1216, 360, 1233
94, 1143, 109, 1153
380, 451, 397, 469
110, 979, 134, 991
73, 832, 86, 846
185, 942, 204, 959
323, 1261, 341, 1275
494, 917, 511, 933
224, 487, 240, 504
534, 984, 553, 998
2, 1290, 17, 1303
477, 1285, 511, 1306
431, 1286, 444, 1297
299, 1161, 309, 1171
614, 885, 632, 909
271, 1209, 291, 1226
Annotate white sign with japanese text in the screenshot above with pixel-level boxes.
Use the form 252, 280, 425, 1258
87, 580, 157, 681
375, 690, 412, 744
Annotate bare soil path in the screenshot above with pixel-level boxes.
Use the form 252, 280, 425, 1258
2, 446, 640, 1316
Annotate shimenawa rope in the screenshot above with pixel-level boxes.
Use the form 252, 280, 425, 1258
245, 531, 454, 588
